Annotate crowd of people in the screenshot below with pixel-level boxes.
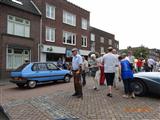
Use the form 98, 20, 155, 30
57, 47, 160, 99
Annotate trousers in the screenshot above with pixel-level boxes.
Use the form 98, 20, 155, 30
73, 71, 82, 95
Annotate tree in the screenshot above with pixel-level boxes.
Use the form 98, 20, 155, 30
133, 46, 149, 59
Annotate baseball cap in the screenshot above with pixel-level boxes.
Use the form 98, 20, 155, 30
72, 48, 78, 52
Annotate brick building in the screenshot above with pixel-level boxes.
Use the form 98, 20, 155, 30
0, 0, 41, 79
90, 26, 119, 54
32, 0, 91, 63
0, 0, 119, 79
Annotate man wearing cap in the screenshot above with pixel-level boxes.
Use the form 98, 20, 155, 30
71, 48, 83, 98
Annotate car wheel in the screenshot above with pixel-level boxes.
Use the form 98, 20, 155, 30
16, 83, 25, 88
131, 80, 147, 96
27, 81, 37, 88
64, 75, 70, 83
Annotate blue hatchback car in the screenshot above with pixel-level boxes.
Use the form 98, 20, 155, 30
10, 62, 72, 88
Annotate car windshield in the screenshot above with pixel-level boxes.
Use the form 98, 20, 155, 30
14, 63, 30, 72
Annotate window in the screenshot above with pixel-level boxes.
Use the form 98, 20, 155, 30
46, 4, 55, 19
7, 15, 30, 37
108, 39, 112, 45
81, 35, 87, 47
91, 41, 95, 52
100, 47, 104, 53
46, 27, 55, 42
100, 37, 104, 43
81, 18, 88, 30
116, 44, 119, 48
32, 63, 48, 71
63, 31, 76, 45
6, 48, 30, 69
90, 33, 95, 41
47, 63, 57, 70
63, 11, 76, 26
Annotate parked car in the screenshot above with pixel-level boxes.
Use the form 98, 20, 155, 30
131, 72, 160, 96
10, 62, 72, 88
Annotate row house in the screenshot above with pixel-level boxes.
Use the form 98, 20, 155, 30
0, 0, 119, 79
32, 0, 90, 62
0, 0, 41, 79
90, 26, 119, 55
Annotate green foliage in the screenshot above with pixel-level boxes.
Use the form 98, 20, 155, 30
133, 47, 149, 59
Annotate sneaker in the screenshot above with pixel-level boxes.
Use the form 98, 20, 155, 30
76, 94, 83, 99
107, 93, 112, 97
131, 93, 135, 99
72, 93, 78, 96
122, 94, 129, 98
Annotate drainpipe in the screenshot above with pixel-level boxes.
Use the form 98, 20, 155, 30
38, 17, 42, 62
31, 0, 42, 62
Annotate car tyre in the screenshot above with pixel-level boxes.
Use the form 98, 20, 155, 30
64, 75, 70, 83
27, 81, 37, 88
16, 83, 25, 88
131, 80, 147, 96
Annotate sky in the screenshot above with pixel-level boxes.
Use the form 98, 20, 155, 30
68, 0, 160, 49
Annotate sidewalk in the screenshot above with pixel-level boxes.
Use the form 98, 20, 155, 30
0, 78, 10, 86
1, 77, 160, 120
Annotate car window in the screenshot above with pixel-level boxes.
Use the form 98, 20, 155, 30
14, 63, 29, 72
47, 63, 58, 70
32, 63, 48, 71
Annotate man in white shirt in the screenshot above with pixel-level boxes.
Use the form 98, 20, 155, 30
102, 47, 118, 97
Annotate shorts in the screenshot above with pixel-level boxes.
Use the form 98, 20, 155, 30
105, 73, 115, 86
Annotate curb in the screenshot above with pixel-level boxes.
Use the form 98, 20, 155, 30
0, 105, 10, 120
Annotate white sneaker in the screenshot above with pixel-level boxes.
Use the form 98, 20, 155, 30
122, 94, 129, 98
131, 93, 135, 99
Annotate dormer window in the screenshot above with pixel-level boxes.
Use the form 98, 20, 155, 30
12, 0, 23, 5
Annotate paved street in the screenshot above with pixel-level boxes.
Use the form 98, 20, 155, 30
0, 77, 160, 120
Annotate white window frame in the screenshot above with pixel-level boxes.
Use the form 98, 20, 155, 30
81, 18, 88, 30
90, 33, 95, 41
100, 37, 104, 43
63, 10, 76, 26
46, 3, 55, 20
63, 31, 76, 45
6, 48, 30, 69
7, 15, 30, 37
46, 27, 55, 42
81, 35, 87, 47
108, 39, 112, 45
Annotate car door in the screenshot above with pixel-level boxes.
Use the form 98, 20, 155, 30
31, 63, 51, 81
46, 63, 64, 80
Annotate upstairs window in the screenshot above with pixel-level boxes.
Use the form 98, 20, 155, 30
46, 4, 55, 20
7, 15, 30, 37
63, 31, 76, 45
90, 33, 95, 41
81, 35, 87, 47
63, 11, 76, 26
81, 18, 88, 30
46, 27, 55, 42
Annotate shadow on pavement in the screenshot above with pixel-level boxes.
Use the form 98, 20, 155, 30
0, 105, 9, 120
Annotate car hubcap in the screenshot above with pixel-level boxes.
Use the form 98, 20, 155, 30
65, 76, 70, 82
133, 83, 143, 95
28, 81, 36, 88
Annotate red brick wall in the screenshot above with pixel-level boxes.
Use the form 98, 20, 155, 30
33, 0, 90, 50
0, 5, 41, 78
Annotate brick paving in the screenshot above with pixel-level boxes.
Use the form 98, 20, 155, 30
0, 77, 160, 120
